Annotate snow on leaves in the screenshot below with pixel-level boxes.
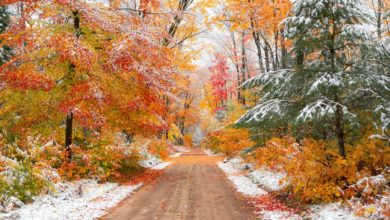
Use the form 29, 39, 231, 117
236, 99, 287, 124
237, 0, 390, 137
49, 33, 98, 72
0, 67, 55, 91
59, 82, 107, 129
0, 0, 179, 136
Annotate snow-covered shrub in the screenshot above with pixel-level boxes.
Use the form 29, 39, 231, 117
251, 136, 389, 204
58, 144, 142, 181
147, 139, 170, 160
346, 174, 390, 218
0, 158, 51, 204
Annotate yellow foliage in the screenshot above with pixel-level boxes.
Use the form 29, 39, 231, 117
148, 139, 170, 160
251, 136, 389, 203
204, 128, 254, 157
168, 124, 183, 142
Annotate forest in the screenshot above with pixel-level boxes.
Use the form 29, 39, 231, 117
0, 0, 389, 219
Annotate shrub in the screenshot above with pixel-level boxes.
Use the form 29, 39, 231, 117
252, 136, 389, 203
0, 159, 50, 203
58, 144, 142, 181
204, 128, 254, 157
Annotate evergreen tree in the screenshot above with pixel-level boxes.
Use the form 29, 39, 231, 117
0, 6, 11, 65
236, 0, 390, 158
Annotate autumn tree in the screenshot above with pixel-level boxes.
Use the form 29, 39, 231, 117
237, 0, 390, 158
221, 0, 291, 73
209, 53, 231, 110
0, 0, 176, 157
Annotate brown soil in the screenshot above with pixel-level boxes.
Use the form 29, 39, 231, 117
102, 149, 256, 220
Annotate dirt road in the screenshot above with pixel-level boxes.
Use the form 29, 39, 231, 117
103, 149, 256, 220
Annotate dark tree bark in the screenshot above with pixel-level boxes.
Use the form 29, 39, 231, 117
65, 11, 81, 160
280, 28, 288, 68
65, 112, 73, 159
248, 0, 265, 74
162, 0, 193, 46
264, 45, 271, 72
335, 101, 346, 158
329, 19, 346, 158
253, 31, 265, 73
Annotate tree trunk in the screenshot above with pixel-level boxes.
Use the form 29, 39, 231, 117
237, 70, 241, 102
280, 28, 288, 69
264, 46, 271, 72
162, 0, 192, 46
296, 47, 304, 69
241, 33, 247, 105
329, 17, 346, 158
248, 6, 265, 74
335, 102, 346, 158
253, 31, 265, 73
229, 31, 241, 102
65, 112, 73, 160
377, 0, 383, 38
65, 11, 81, 160
273, 0, 279, 70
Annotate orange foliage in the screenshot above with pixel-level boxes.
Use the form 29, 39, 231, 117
204, 128, 254, 157
183, 134, 193, 147
58, 144, 142, 181
148, 139, 170, 160
1, 67, 55, 91
251, 136, 389, 203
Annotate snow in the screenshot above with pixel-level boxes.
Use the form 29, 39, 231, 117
138, 145, 172, 170
170, 152, 183, 157
248, 169, 286, 191
138, 142, 162, 168
138, 154, 161, 168
0, 180, 142, 220
151, 162, 172, 170
203, 148, 220, 156
260, 210, 301, 220
236, 99, 287, 124
0, 138, 173, 219
308, 203, 362, 220
218, 157, 368, 220
172, 145, 191, 153
170, 145, 191, 157
217, 161, 267, 196
347, 174, 390, 219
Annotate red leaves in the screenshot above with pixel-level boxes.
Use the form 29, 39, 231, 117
107, 34, 175, 90
50, 33, 97, 71
209, 53, 231, 109
0, 0, 37, 6
248, 195, 299, 218
125, 169, 163, 185
59, 82, 107, 129
1, 68, 55, 91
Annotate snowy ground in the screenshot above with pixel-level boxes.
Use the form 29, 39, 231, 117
0, 180, 143, 220
169, 145, 191, 157
1, 155, 172, 220
217, 157, 366, 220
217, 161, 267, 196
138, 148, 162, 168
203, 148, 220, 156
151, 162, 172, 170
